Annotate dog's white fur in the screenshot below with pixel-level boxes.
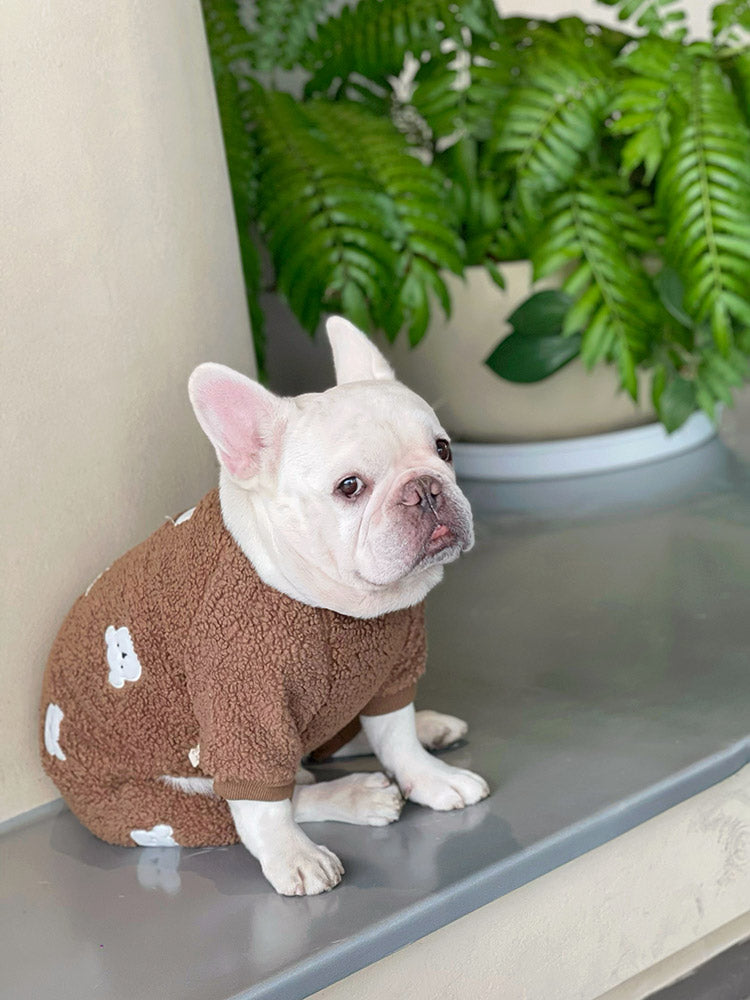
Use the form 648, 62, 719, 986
187, 318, 488, 895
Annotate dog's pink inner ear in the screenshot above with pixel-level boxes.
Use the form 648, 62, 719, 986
190, 366, 277, 482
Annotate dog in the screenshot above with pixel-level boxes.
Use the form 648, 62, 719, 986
40, 317, 489, 895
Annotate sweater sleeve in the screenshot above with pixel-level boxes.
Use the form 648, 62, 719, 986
183, 566, 303, 802
360, 601, 427, 717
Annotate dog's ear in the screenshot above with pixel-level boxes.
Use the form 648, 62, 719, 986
326, 316, 395, 385
188, 364, 285, 484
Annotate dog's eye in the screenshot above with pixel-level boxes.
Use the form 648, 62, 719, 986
337, 476, 365, 499
436, 438, 452, 462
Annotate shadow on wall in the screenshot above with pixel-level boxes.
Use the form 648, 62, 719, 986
263, 291, 334, 396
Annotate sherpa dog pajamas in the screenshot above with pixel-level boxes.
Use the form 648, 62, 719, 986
40, 490, 426, 847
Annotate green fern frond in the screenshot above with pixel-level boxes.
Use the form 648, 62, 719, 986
431, 138, 513, 265
550, 16, 631, 54
696, 344, 750, 415
653, 339, 750, 430
609, 37, 693, 181
409, 43, 516, 147
244, 0, 331, 72
202, 0, 255, 66
301, 0, 502, 97
533, 175, 663, 398
201, 0, 258, 202
408, 18, 556, 147
253, 92, 386, 334
596, 0, 688, 40
657, 57, 750, 352
302, 101, 463, 343
491, 41, 612, 209
252, 92, 461, 342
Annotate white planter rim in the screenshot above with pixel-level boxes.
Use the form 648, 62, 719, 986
453, 412, 717, 481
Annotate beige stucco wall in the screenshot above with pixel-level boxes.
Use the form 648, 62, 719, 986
0, 1, 255, 822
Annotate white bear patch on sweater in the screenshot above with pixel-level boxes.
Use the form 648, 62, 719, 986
105, 625, 142, 689
44, 703, 66, 761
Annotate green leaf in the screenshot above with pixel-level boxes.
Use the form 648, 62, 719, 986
654, 268, 694, 328
562, 283, 602, 336
615, 340, 638, 399
580, 306, 616, 368
711, 299, 732, 354
484, 261, 506, 290
724, 290, 750, 328
411, 258, 452, 318
340, 280, 372, 333
651, 364, 667, 411
507, 290, 573, 338
399, 272, 431, 347
656, 375, 697, 432
485, 331, 582, 382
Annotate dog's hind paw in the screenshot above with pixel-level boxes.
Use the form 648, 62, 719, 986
415, 709, 468, 750
401, 760, 489, 811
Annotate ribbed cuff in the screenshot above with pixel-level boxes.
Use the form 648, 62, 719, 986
360, 683, 417, 717
213, 778, 294, 801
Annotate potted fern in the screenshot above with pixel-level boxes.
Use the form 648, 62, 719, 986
202, 0, 750, 447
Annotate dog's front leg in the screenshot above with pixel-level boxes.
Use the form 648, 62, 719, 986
228, 798, 343, 895
361, 704, 489, 811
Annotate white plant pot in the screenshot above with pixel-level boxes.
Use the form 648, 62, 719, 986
452, 411, 717, 481
380, 262, 656, 444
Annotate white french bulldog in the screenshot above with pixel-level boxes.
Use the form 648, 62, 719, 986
188, 317, 489, 894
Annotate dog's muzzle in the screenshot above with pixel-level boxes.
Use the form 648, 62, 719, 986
399, 475, 444, 516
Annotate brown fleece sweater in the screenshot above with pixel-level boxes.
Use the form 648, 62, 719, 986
40, 490, 426, 825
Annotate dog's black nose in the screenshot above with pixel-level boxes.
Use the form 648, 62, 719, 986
401, 475, 442, 513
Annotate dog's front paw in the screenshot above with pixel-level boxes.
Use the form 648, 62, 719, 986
261, 836, 344, 896
400, 759, 489, 811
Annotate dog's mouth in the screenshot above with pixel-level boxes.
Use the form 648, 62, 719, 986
426, 523, 457, 554
416, 521, 469, 567
356, 498, 474, 589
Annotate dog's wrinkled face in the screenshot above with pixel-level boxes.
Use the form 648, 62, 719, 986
281, 381, 473, 588
189, 318, 474, 617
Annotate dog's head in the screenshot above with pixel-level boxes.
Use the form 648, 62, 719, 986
189, 317, 473, 617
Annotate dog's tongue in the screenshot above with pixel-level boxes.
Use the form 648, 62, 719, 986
430, 524, 449, 541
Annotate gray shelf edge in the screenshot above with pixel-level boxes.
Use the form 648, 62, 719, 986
0, 796, 66, 837
239, 737, 750, 1000
4, 738, 748, 1000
